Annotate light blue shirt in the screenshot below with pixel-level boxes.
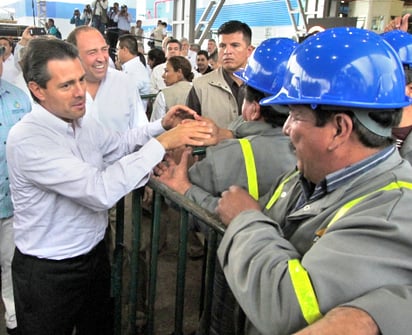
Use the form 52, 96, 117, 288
0, 79, 31, 219
6, 103, 165, 259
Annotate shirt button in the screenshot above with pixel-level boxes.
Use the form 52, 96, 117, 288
304, 205, 311, 210
280, 191, 287, 198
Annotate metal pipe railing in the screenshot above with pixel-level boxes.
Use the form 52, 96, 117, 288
112, 178, 226, 334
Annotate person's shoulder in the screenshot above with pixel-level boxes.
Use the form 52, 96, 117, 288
192, 68, 220, 85
2, 79, 30, 99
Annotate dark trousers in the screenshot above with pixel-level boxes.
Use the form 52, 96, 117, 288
106, 28, 120, 63
12, 240, 114, 335
91, 15, 106, 35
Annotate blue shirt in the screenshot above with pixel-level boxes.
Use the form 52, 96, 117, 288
0, 79, 31, 218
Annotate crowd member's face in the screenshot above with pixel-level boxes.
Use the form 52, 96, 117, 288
207, 40, 216, 54
0, 39, 11, 59
166, 42, 181, 58
196, 54, 208, 73
162, 61, 181, 86
76, 29, 109, 83
30, 58, 87, 122
218, 32, 253, 73
117, 43, 127, 65
283, 105, 335, 184
181, 41, 189, 53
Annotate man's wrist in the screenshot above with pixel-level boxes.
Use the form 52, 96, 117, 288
161, 117, 171, 131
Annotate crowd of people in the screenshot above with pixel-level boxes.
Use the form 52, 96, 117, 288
1, 7, 412, 335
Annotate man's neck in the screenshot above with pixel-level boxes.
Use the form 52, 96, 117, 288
86, 80, 101, 99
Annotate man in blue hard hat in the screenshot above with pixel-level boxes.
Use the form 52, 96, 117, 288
213, 27, 412, 335
382, 29, 412, 163
155, 37, 298, 335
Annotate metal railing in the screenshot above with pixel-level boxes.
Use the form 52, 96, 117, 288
112, 178, 226, 335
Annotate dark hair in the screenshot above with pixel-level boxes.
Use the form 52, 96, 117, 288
22, 38, 79, 103
312, 106, 401, 148
197, 50, 209, 60
0, 37, 13, 47
148, 48, 166, 68
166, 38, 182, 50
217, 20, 252, 45
118, 34, 138, 55
244, 86, 287, 127
167, 56, 194, 82
48, 18, 55, 25
137, 52, 146, 67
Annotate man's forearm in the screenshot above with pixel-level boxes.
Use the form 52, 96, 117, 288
293, 307, 380, 335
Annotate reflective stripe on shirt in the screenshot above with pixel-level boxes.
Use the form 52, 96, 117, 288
288, 259, 322, 324
239, 138, 259, 200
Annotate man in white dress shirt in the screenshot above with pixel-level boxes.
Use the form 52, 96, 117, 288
0, 37, 20, 85
117, 34, 151, 111
6, 37, 212, 335
67, 25, 147, 131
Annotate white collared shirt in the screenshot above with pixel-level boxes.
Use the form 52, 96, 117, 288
86, 67, 148, 132
7, 103, 165, 259
2, 54, 20, 85
122, 56, 151, 96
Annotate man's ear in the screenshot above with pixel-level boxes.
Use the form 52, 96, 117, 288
251, 101, 261, 121
28, 81, 46, 102
328, 113, 353, 150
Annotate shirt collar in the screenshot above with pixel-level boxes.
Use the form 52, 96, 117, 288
299, 145, 396, 204
0, 79, 10, 97
32, 103, 83, 133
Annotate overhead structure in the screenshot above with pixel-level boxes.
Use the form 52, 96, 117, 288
36, 0, 47, 27
171, 0, 328, 43
172, 0, 225, 45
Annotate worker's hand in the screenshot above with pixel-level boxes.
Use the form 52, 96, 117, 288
216, 186, 261, 226
384, 13, 410, 32
182, 116, 234, 146
142, 186, 153, 206
153, 146, 193, 195
161, 104, 198, 130
156, 120, 212, 150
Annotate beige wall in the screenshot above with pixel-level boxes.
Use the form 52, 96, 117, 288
349, 0, 404, 32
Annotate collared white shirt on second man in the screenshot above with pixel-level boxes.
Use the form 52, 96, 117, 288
86, 67, 148, 132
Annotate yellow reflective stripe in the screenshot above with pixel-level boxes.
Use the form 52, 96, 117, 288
239, 138, 259, 200
328, 180, 412, 228
287, 181, 412, 325
265, 171, 299, 210
288, 259, 322, 324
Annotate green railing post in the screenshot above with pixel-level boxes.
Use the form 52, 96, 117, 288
146, 191, 162, 334
128, 188, 143, 334
112, 178, 227, 334
173, 208, 189, 335
113, 197, 125, 335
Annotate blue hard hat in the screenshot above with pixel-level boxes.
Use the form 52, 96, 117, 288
234, 37, 297, 95
381, 30, 412, 66
261, 27, 411, 109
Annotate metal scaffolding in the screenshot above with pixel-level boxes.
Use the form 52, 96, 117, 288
36, 0, 47, 27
